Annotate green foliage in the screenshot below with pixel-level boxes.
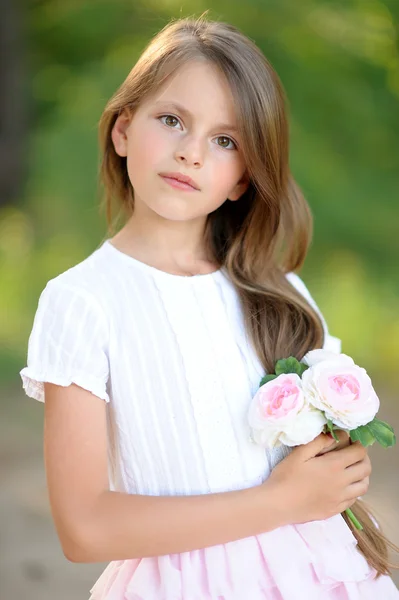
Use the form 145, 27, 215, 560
326, 419, 340, 442
259, 357, 309, 386
259, 374, 277, 387
350, 418, 396, 447
350, 425, 377, 447
275, 357, 309, 376
367, 418, 396, 447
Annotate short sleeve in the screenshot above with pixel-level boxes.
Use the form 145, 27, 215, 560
20, 279, 110, 403
286, 271, 342, 353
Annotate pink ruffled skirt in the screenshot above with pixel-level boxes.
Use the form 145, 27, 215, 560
89, 514, 399, 599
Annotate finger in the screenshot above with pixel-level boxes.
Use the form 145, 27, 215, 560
338, 498, 357, 513
315, 429, 351, 456
321, 435, 351, 454
295, 433, 337, 461
334, 430, 350, 443
336, 441, 368, 468
347, 452, 371, 471
344, 459, 371, 484
344, 477, 370, 500
332, 429, 350, 452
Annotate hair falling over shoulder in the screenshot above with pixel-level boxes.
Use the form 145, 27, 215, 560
97, 13, 398, 576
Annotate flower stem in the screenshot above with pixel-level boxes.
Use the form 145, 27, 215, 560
345, 508, 363, 531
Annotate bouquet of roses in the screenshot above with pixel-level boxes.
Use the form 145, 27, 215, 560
248, 349, 396, 530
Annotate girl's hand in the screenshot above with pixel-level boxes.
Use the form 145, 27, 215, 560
317, 429, 351, 455
264, 432, 371, 525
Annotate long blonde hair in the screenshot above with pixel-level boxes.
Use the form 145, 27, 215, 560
98, 14, 397, 575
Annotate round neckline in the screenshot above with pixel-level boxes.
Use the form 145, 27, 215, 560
102, 239, 224, 281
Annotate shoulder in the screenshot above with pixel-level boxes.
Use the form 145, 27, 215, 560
45, 241, 110, 300
285, 270, 342, 353
21, 243, 113, 403
285, 271, 314, 303
285, 271, 323, 317
39, 240, 124, 323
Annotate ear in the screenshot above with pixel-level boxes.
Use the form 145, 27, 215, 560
227, 171, 250, 201
111, 109, 132, 157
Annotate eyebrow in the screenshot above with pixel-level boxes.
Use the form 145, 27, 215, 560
153, 101, 239, 135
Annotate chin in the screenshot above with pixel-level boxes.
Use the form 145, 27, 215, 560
150, 202, 204, 222
157, 210, 201, 222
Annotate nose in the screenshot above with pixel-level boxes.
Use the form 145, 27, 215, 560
174, 134, 204, 168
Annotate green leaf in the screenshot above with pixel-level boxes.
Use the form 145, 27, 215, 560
326, 419, 339, 441
369, 418, 395, 434
367, 418, 396, 448
297, 362, 310, 376
275, 357, 303, 376
350, 429, 360, 443
350, 425, 376, 447
259, 374, 277, 387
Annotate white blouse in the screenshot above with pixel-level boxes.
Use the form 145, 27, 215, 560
20, 239, 342, 496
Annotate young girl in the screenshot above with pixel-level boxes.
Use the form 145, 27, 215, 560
20, 15, 398, 600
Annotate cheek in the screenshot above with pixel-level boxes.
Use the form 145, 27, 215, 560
127, 121, 169, 177
209, 153, 244, 192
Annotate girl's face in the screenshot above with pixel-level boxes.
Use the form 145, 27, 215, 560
111, 60, 249, 223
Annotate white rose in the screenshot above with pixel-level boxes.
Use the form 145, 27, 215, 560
302, 349, 354, 368
301, 352, 380, 430
278, 407, 327, 446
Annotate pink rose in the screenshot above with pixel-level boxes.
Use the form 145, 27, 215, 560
254, 373, 305, 421
301, 350, 380, 429
248, 373, 326, 448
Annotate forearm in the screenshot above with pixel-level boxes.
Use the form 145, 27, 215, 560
67, 482, 286, 563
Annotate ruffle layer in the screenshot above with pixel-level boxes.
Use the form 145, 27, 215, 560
89, 514, 398, 600
20, 368, 110, 403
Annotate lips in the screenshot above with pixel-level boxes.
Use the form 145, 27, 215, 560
159, 172, 200, 190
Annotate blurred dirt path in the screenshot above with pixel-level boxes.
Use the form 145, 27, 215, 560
1, 382, 398, 599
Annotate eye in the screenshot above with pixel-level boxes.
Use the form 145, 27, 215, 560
215, 136, 237, 150
158, 114, 182, 129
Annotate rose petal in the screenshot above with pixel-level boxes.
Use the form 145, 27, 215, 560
301, 358, 380, 430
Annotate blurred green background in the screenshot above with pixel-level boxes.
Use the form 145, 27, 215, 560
1, 0, 398, 598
